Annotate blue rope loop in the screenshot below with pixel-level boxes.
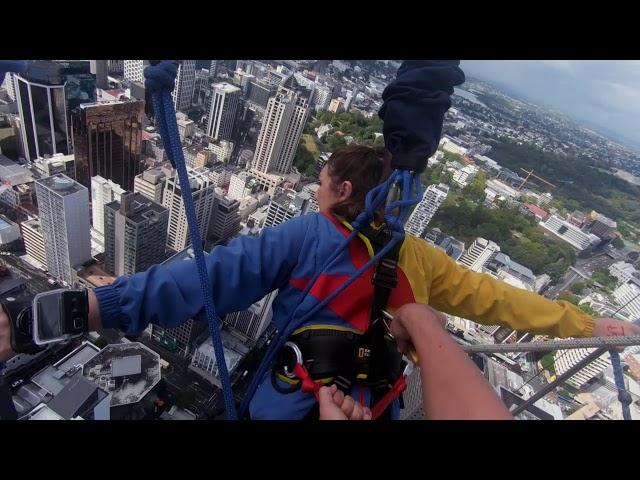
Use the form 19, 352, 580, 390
145, 62, 238, 419
238, 166, 423, 418
609, 350, 632, 420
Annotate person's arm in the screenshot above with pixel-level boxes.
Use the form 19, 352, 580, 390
422, 242, 640, 339
91, 214, 314, 334
419, 241, 596, 338
390, 303, 512, 420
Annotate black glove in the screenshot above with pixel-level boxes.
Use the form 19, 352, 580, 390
1, 294, 44, 355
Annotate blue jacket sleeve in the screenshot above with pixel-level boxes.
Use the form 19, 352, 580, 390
379, 60, 465, 172
94, 214, 312, 334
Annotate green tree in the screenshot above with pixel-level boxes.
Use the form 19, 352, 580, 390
293, 142, 316, 177
540, 353, 556, 375
442, 150, 465, 165
462, 171, 487, 203
557, 291, 580, 305
591, 270, 617, 291
579, 303, 598, 316
571, 281, 586, 295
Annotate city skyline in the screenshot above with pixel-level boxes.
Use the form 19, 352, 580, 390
462, 60, 640, 150
1, 59, 639, 421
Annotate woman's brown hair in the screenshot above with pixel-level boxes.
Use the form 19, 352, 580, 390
326, 144, 392, 222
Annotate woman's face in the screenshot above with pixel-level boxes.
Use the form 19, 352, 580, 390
317, 166, 352, 213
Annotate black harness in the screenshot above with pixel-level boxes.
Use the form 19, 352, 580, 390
273, 223, 406, 418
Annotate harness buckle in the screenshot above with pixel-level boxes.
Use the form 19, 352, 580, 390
282, 341, 304, 379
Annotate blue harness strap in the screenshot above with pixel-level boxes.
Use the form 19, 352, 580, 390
144, 61, 238, 419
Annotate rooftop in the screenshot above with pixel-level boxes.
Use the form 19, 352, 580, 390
0, 215, 17, 231
83, 342, 161, 407
47, 373, 104, 420
36, 174, 86, 196
111, 355, 142, 378
0, 154, 33, 185
79, 263, 116, 288
524, 203, 548, 219
105, 192, 167, 224
212, 82, 241, 94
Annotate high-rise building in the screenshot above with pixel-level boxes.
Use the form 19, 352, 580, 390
209, 193, 240, 246
150, 247, 209, 356
609, 262, 637, 286
405, 183, 449, 237
209, 60, 218, 78
14, 60, 96, 162
206, 82, 241, 141
313, 85, 332, 112
246, 79, 278, 110
34, 174, 91, 285
192, 68, 211, 106
251, 77, 311, 175
71, 100, 145, 191
554, 348, 614, 390
90, 61, 109, 90
123, 60, 148, 84
176, 112, 195, 141
264, 189, 309, 228
107, 60, 124, 75
90, 176, 125, 244
399, 366, 425, 420
31, 153, 75, 179
613, 278, 640, 321
228, 171, 258, 201
124, 60, 195, 112
224, 291, 277, 341
344, 87, 358, 112
134, 168, 166, 203
588, 212, 617, 240
104, 191, 169, 276
2, 72, 16, 101
328, 97, 344, 113
301, 183, 320, 213
20, 219, 47, 266
172, 60, 196, 112
207, 140, 234, 164
163, 168, 216, 252
458, 237, 500, 272
540, 215, 601, 251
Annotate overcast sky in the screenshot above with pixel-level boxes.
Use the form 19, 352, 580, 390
460, 60, 640, 149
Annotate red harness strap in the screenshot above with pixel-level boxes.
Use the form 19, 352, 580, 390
370, 375, 407, 420
292, 363, 321, 400
292, 361, 408, 419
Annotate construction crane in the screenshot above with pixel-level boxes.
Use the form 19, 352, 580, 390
517, 168, 557, 191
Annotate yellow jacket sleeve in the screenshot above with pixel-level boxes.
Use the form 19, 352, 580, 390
413, 239, 595, 338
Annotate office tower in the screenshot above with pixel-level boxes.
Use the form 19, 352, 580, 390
90, 61, 109, 90
20, 219, 47, 266
251, 77, 311, 175
206, 82, 241, 141
405, 183, 449, 237
163, 167, 216, 252
90, 175, 125, 244
104, 191, 169, 276
458, 237, 500, 272
14, 60, 96, 161
124, 60, 195, 112
209, 193, 240, 245
71, 100, 144, 191
34, 174, 91, 285
134, 168, 166, 204
124, 60, 148, 84
224, 291, 276, 341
